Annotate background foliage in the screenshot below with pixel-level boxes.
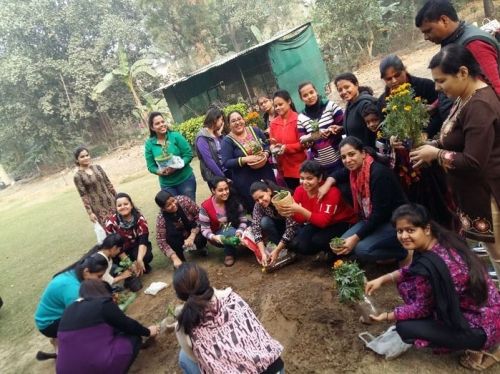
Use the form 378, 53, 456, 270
0, 0, 479, 178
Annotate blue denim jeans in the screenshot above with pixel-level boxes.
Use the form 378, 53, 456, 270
179, 350, 201, 374
179, 349, 285, 374
260, 216, 286, 245
341, 222, 406, 262
162, 173, 197, 202
216, 226, 238, 256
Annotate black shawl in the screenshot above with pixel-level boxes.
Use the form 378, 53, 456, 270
408, 251, 470, 331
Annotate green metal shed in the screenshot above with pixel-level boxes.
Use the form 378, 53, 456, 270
159, 23, 329, 123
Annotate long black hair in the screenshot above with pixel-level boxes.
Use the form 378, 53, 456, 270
79, 279, 113, 299
273, 90, 297, 112
334, 73, 374, 96
147, 111, 165, 138
208, 176, 241, 229
249, 179, 288, 196
338, 136, 380, 162
73, 145, 89, 166
114, 192, 141, 219
203, 106, 224, 129
428, 44, 482, 78
392, 204, 488, 306
174, 263, 214, 335
53, 253, 108, 281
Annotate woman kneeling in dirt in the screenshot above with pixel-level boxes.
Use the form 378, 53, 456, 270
56, 279, 158, 374
199, 177, 248, 267
155, 190, 207, 269
278, 160, 357, 260
320, 136, 408, 263
250, 180, 299, 266
105, 192, 153, 289
173, 263, 285, 374
366, 204, 500, 370
34, 254, 108, 360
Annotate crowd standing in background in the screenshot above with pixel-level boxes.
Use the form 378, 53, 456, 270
37, 1, 499, 372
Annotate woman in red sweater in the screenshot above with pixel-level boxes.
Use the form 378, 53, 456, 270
278, 160, 357, 256
269, 90, 307, 191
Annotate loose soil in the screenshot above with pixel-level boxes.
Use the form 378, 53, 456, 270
1, 40, 480, 373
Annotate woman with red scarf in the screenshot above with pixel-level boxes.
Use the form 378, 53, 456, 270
331, 136, 408, 263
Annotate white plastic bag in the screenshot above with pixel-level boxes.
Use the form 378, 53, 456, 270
144, 281, 168, 295
94, 222, 107, 244
358, 325, 412, 360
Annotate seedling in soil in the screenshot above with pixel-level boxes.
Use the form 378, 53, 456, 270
273, 190, 290, 201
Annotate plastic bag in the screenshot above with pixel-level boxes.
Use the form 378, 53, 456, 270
358, 325, 412, 360
94, 222, 107, 244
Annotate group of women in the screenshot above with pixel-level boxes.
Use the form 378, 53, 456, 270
33, 43, 500, 373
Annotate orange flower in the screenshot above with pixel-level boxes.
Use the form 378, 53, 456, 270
333, 259, 344, 269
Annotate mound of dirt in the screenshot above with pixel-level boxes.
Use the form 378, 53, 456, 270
127, 249, 404, 373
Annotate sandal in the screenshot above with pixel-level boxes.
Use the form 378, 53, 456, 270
224, 256, 235, 267
460, 347, 500, 371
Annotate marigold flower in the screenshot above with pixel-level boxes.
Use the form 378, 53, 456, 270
404, 105, 411, 111
414, 97, 421, 102
392, 105, 398, 111
333, 259, 344, 269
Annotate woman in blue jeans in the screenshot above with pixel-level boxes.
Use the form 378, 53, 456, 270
144, 111, 197, 201
198, 177, 248, 267
320, 136, 408, 263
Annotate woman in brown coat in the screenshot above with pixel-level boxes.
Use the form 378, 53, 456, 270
410, 44, 500, 279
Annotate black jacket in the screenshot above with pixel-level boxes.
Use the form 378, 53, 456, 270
344, 92, 377, 147
332, 161, 407, 239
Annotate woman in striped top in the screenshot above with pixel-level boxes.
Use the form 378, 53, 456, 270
297, 81, 345, 174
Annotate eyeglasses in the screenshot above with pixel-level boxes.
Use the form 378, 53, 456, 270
229, 118, 243, 124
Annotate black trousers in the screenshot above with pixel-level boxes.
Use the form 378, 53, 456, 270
170, 232, 207, 261
114, 241, 153, 266
288, 222, 350, 255
396, 319, 487, 350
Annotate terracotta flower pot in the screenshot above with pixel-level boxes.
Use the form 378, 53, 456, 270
271, 190, 294, 209
247, 154, 268, 169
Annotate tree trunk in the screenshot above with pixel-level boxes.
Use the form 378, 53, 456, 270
226, 24, 241, 52
127, 78, 148, 127
483, 0, 495, 18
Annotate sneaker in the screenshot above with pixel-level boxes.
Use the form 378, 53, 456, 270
472, 242, 487, 255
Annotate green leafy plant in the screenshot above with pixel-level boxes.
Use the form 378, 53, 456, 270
381, 83, 429, 147
329, 237, 345, 248
332, 260, 365, 303
273, 190, 290, 201
244, 140, 263, 155
116, 256, 134, 274
223, 103, 249, 117
175, 115, 205, 145
309, 119, 320, 133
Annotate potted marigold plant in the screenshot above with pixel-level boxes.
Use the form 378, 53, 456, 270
245, 111, 265, 130
332, 260, 378, 324
381, 83, 429, 149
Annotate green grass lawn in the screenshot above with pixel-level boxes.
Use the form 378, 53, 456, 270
0, 170, 198, 345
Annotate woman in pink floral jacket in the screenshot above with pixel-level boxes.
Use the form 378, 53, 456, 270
366, 204, 499, 371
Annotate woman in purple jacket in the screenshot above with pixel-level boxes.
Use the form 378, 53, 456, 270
56, 280, 158, 374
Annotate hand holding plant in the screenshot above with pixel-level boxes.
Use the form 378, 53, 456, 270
381, 83, 429, 147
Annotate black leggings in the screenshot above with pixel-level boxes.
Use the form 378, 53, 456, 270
288, 222, 350, 255
396, 319, 487, 350
114, 242, 154, 266
170, 232, 207, 261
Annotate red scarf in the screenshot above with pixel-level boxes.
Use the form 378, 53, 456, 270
349, 154, 374, 219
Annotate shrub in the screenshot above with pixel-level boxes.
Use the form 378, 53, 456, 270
175, 102, 250, 145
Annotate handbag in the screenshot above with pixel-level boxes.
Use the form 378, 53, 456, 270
93, 222, 107, 244
358, 325, 412, 360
